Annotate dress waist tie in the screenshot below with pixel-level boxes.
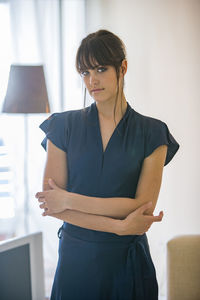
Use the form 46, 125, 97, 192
126, 234, 158, 300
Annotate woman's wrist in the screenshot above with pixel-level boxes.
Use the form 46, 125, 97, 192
64, 191, 73, 210
114, 219, 126, 236
115, 219, 135, 236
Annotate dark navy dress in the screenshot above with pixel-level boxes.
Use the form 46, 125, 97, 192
40, 102, 179, 300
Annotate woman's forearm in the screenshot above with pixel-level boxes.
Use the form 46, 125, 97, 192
50, 209, 122, 235
36, 180, 150, 219
65, 192, 143, 219
47, 202, 163, 237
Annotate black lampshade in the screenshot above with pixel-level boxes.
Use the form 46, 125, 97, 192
2, 65, 50, 113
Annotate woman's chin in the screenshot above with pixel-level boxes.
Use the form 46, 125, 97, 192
91, 94, 112, 103
92, 96, 107, 102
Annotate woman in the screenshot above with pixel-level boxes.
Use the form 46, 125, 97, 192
36, 30, 179, 300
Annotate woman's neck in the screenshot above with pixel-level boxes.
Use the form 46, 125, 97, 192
95, 94, 127, 121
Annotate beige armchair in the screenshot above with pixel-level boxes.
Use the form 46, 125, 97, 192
167, 235, 200, 300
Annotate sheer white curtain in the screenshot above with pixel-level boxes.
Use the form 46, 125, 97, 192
0, 0, 86, 296
9, 0, 85, 112
0, 2, 12, 111
0, 2, 14, 234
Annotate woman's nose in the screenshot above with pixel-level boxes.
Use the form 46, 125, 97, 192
89, 72, 99, 86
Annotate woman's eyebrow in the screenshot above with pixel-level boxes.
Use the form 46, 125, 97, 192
91, 64, 100, 70
81, 64, 103, 72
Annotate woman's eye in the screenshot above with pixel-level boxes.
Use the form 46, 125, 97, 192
97, 67, 107, 73
81, 70, 89, 77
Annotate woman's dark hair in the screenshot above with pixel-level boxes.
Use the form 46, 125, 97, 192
76, 29, 127, 111
76, 29, 126, 79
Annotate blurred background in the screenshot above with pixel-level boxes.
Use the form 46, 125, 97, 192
0, 0, 199, 299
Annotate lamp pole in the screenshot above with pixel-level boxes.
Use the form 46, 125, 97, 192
24, 114, 29, 234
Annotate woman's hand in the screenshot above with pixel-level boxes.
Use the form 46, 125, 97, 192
35, 179, 68, 215
117, 202, 164, 236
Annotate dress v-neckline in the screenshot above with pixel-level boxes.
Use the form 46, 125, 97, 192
94, 102, 130, 154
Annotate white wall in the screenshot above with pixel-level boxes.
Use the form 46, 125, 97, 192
85, 0, 200, 298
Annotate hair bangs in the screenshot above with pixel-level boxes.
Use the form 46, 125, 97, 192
76, 37, 119, 73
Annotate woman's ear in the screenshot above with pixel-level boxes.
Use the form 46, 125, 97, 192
121, 59, 127, 76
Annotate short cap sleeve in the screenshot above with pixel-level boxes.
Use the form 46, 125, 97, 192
144, 119, 180, 166
39, 113, 67, 152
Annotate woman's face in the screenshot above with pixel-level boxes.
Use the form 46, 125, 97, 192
81, 64, 121, 104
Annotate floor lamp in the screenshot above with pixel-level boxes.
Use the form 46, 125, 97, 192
2, 65, 50, 234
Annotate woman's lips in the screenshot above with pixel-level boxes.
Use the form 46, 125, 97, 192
91, 88, 104, 93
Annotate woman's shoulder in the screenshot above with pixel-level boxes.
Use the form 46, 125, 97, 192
52, 107, 85, 118
129, 105, 180, 166
130, 106, 166, 129
48, 106, 89, 124
39, 108, 86, 135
